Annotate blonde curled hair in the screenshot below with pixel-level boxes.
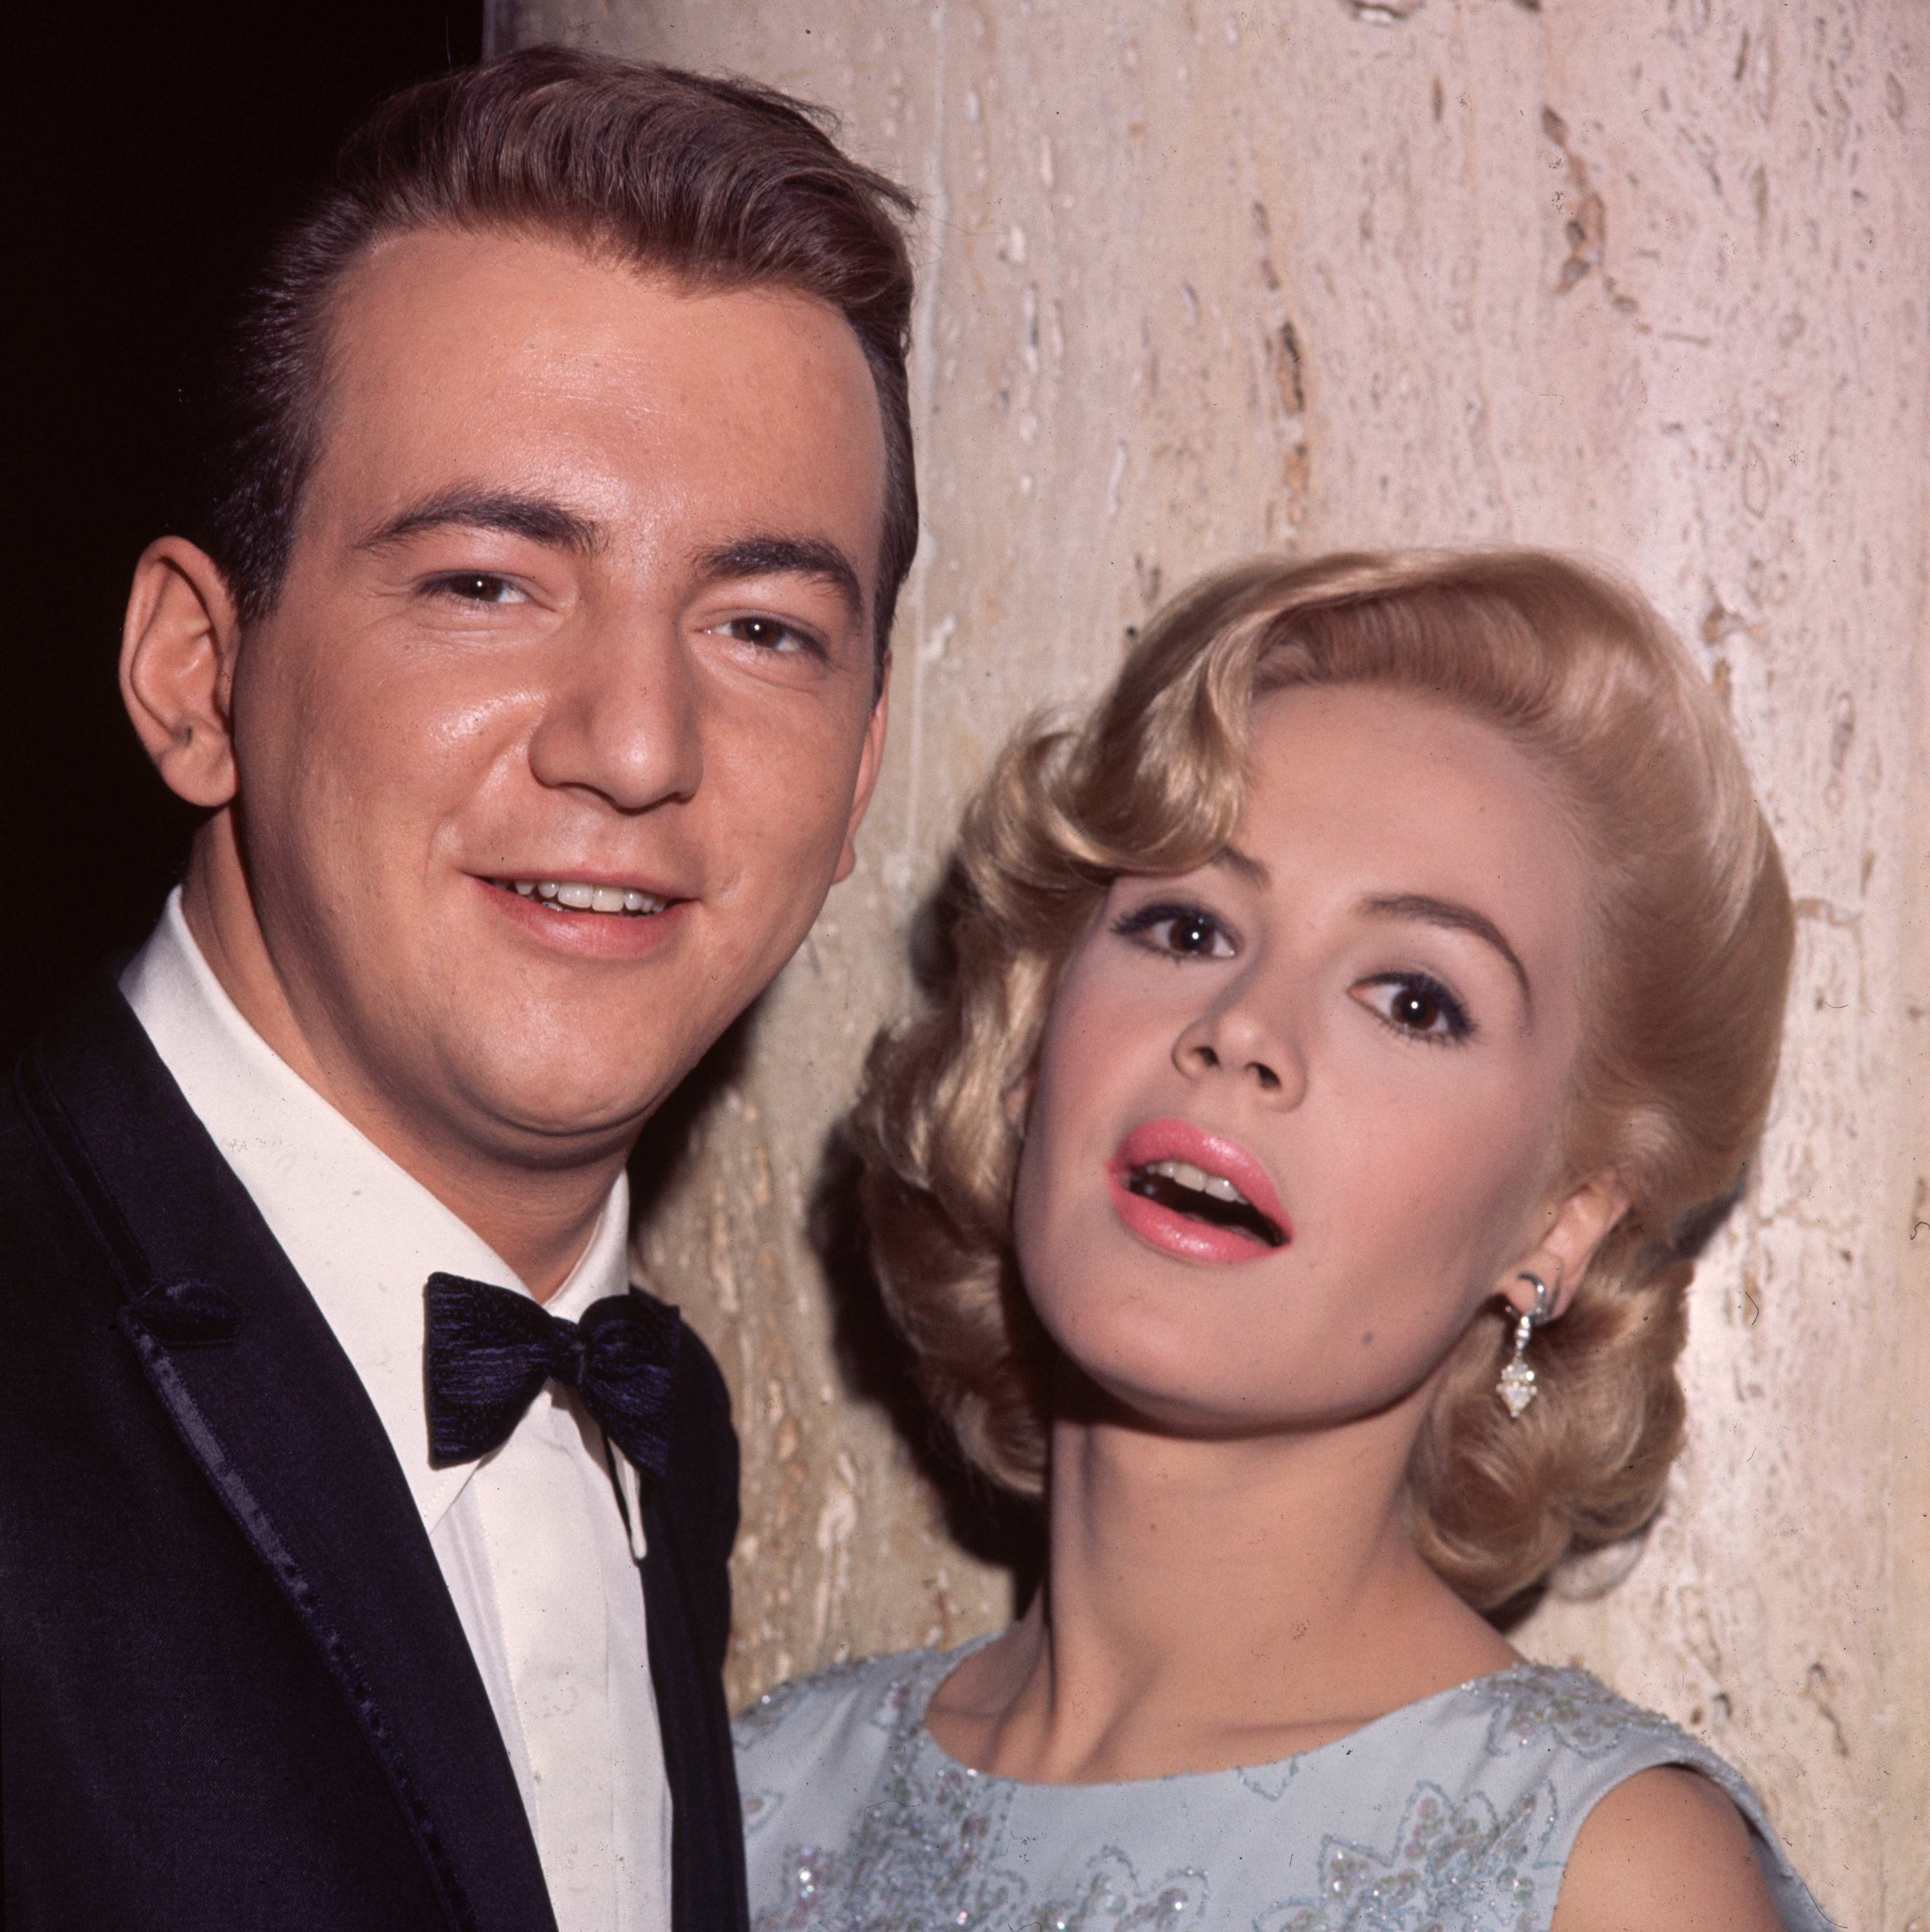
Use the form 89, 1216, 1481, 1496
854, 550, 1793, 1609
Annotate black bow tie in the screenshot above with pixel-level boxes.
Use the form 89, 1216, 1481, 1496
424, 1273, 682, 1478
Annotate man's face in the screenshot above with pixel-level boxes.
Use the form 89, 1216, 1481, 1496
219, 228, 889, 1170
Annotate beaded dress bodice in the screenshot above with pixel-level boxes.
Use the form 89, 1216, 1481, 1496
734, 1643, 1827, 1932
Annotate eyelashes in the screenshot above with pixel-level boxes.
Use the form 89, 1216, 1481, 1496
1352, 972, 1474, 1043
708, 613, 826, 660
1110, 900, 1476, 1043
424, 572, 529, 606
1110, 902, 1236, 959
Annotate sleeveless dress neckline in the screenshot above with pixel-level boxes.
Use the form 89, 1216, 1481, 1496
908, 1633, 1567, 1794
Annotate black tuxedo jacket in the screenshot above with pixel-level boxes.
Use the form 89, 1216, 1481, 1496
0, 979, 750, 1932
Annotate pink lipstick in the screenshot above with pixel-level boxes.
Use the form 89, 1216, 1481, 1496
1107, 1119, 1291, 1264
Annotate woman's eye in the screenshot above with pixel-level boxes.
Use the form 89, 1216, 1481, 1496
1113, 903, 1237, 960
1354, 975, 1473, 1041
429, 573, 527, 606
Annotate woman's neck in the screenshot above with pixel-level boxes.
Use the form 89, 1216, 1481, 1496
926, 1402, 1517, 1785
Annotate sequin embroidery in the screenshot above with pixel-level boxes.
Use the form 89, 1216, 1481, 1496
1464, 1664, 1686, 1764
1254, 1779, 1551, 1931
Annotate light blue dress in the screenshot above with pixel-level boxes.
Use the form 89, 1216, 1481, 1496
734, 1641, 1831, 1932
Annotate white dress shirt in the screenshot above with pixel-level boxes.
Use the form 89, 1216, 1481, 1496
121, 891, 671, 1932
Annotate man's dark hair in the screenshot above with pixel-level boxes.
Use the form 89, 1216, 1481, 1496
192, 46, 918, 665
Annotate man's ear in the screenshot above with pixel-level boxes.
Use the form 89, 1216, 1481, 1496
119, 537, 245, 809
832, 652, 891, 884
1504, 1171, 1631, 1320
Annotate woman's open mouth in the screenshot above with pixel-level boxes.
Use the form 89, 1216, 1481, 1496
1123, 1158, 1287, 1248
1108, 1122, 1292, 1261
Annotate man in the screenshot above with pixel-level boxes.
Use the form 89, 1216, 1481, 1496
1, 48, 915, 1932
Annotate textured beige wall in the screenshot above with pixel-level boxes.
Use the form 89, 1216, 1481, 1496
496, 2, 1926, 1920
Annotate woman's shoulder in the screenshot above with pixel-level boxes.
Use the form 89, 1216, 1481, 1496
1436, 1662, 1830, 1932
1553, 1764, 1800, 1932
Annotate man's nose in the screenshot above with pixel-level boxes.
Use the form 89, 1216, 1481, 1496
524, 615, 705, 812
1172, 976, 1309, 1104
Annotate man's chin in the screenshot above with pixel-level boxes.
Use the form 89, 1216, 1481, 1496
447, 1083, 669, 1162
431, 1043, 707, 1159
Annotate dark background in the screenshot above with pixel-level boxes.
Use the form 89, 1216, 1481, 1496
7, 1, 485, 1063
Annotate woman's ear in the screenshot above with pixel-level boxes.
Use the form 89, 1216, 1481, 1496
1505, 1171, 1631, 1320
120, 537, 245, 810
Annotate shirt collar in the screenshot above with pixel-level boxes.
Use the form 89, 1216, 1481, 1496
119, 890, 633, 1533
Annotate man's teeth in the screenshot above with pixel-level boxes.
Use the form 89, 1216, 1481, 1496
1141, 1158, 1250, 1206
506, 880, 667, 916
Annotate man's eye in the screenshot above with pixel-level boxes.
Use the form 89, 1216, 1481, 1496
716, 615, 811, 653
1111, 903, 1237, 960
1354, 975, 1473, 1041
429, 573, 527, 605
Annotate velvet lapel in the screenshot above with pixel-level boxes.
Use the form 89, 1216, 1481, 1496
642, 1475, 750, 1932
19, 979, 557, 1932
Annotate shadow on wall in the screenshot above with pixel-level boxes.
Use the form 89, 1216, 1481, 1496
628, 1009, 754, 1230
814, 850, 1049, 1596
810, 1123, 1048, 1605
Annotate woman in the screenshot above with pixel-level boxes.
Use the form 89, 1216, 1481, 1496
736, 552, 1828, 1930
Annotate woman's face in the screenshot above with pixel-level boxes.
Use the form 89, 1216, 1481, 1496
1012, 683, 1597, 1435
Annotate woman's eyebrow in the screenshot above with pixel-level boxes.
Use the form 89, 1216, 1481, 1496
1357, 892, 1532, 1011
1210, 844, 1271, 887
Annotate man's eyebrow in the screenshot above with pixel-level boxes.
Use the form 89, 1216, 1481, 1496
696, 536, 866, 624
1359, 892, 1533, 1012
357, 489, 608, 555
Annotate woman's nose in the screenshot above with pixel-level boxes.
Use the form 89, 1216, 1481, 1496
1173, 988, 1306, 1102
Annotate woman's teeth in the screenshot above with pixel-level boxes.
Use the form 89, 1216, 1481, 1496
1141, 1158, 1250, 1205
1126, 1158, 1288, 1247
503, 880, 667, 916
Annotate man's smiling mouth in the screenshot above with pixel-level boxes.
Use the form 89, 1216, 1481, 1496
1125, 1158, 1288, 1248
492, 878, 670, 917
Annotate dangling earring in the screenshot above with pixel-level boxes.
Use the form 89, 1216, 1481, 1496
1497, 1272, 1553, 1418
